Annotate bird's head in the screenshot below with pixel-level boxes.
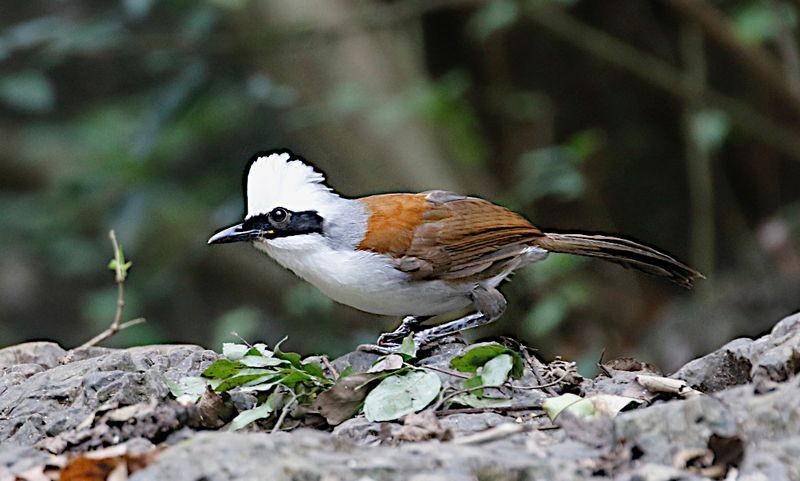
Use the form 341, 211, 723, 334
208, 150, 346, 248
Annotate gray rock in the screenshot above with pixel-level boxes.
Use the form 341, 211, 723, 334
130, 430, 601, 481
671, 338, 753, 392
0, 344, 217, 451
672, 312, 800, 392
0, 342, 66, 369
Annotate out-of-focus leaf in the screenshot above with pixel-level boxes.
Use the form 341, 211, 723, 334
450, 343, 524, 379
525, 295, 569, 337
468, 0, 519, 40
733, 2, 794, 45
122, 0, 154, 19
284, 284, 334, 317
515, 147, 585, 203
211, 307, 262, 349
690, 109, 730, 154
0, 70, 55, 112
363, 371, 441, 422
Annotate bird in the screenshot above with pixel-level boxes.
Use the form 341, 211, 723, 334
208, 149, 702, 349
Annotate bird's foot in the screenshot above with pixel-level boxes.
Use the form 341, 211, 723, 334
376, 315, 427, 346
356, 343, 400, 355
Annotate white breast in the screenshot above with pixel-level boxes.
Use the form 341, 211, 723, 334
255, 236, 473, 317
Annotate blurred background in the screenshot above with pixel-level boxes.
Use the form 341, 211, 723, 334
2, 0, 799, 373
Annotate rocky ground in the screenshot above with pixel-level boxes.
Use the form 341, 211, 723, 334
1, 312, 799, 481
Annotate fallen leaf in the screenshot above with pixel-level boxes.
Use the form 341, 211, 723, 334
363, 371, 441, 422
636, 375, 702, 398
543, 393, 643, 421
450, 394, 513, 409
480, 353, 513, 387
450, 343, 524, 379
399, 335, 417, 360
368, 354, 404, 373
228, 397, 275, 431
395, 410, 452, 442
311, 372, 383, 425
222, 342, 249, 360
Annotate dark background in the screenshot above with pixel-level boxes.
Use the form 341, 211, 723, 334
2, 0, 799, 373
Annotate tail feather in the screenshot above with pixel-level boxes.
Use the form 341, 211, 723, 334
536, 233, 703, 288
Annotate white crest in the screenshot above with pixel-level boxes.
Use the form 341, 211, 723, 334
245, 151, 340, 219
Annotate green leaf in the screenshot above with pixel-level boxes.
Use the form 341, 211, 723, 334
239, 355, 286, 368
451, 394, 513, 409
367, 354, 404, 373
215, 369, 273, 392
363, 371, 442, 422
274, 337, 303, 368
246, 343, 273, 357
542, 393, 643, 422
399, 335, 418, 360
202, 359, 245, 379
462, 375, 485, 396
543, 393, 595, 421
279, 369, 314, 389
301, 361, 327, 379
238, 380, 281, 393
228, 401, 274, 431
450, 343, 524, 379
480, 353, 513, 387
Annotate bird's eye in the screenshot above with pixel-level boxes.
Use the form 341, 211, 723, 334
269, 207, 290, 226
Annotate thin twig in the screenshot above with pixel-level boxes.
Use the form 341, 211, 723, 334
452, 423, 531, 445
320, 355, 339, 379
271, 390, 298, 433
432, 384, 491, 411
521, 345, 559, 396
435, 405, 544, 416
75, 318, 146, 350
70, 230, 146, 353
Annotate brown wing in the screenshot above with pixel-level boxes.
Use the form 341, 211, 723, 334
358, 191, 543, 281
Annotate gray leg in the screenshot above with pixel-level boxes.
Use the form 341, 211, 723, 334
377, 315, 430, 346
413, 285, 507, 347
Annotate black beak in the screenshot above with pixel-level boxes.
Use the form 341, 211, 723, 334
207, 223, 264, 245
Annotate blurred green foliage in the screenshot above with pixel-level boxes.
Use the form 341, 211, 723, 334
1, 0, 799, 371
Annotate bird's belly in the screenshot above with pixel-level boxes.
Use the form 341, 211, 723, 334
258, 243, 472, 316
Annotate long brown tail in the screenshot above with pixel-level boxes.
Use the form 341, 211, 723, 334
536, 233, 703, 288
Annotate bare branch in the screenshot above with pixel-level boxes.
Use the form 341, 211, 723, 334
664, 0, 800, 116
525, 6, 800, 163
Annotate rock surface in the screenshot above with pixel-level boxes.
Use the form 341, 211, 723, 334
1, 312, 799, 480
